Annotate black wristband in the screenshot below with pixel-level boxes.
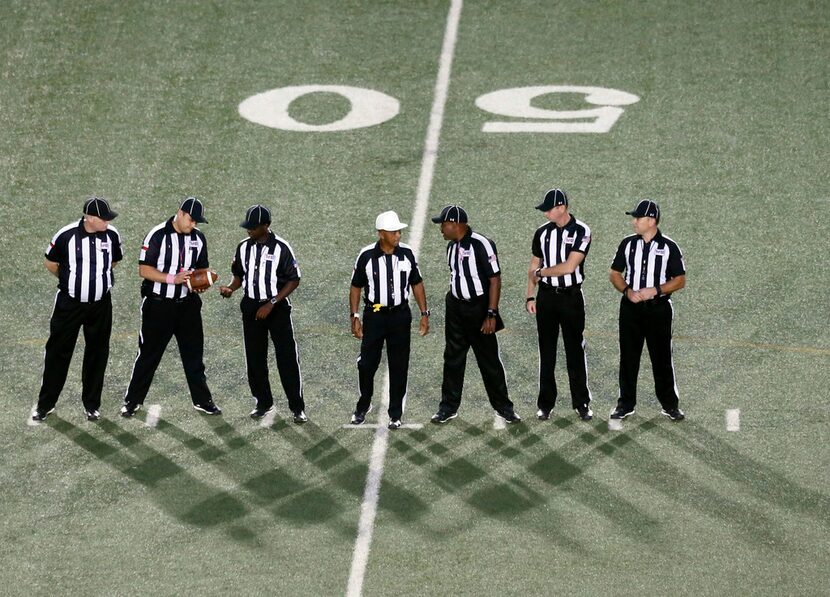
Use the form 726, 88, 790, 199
486, 308, 498, 318
655, 285, 663, 297
421, 309, 430, 317
526, 297, 535, 302
623, 285, 630, 295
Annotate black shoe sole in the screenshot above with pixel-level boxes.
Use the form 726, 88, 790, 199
661, 410, 685, 421
120, 404, 141, 418
431, 412, 458, 424
193, 404, 222, 415
609, 410, 635, 420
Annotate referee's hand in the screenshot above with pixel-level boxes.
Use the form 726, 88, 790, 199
351, 317, 363, 339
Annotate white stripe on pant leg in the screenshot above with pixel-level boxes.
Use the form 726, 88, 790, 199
124, 297, 147, 400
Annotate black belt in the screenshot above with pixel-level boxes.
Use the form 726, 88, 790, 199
146, 294, 192, 304
364, 303, 408, 313
539, 283, 581, 294
449, 293, 487, 303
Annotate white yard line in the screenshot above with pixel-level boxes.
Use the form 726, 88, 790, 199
493, 413, 506, 430
259, 409, 277, 428
342, 423, 425, 430
346, 3, 463, 596
144, 404, 161, 428
726, 409, 740, 432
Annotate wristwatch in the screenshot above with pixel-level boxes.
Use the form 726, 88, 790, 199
421, 309, 430, 317
270, 297, 278, 304
351, 312, 360, 319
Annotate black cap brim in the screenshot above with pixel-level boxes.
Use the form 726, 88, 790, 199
430, 215, 443, 223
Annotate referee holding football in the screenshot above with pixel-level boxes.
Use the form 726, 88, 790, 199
431, 205, 520, 424
609, 200, 686, 421
526, 188, 594, 421
122, 197, 221, 417
349, 211, 429, 430
219, 204, 307, 423
33, 197, 123, 422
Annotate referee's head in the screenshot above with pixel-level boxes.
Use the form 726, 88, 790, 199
82, 197, 117, 232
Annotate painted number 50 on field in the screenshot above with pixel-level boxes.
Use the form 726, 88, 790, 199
238, 85, 639, 134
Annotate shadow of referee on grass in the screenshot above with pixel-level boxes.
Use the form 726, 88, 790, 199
48, 416, 251, 538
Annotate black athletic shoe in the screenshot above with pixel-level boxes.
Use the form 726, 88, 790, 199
249, 405, 274, 419
120, 403, 141, 418
193, 400, 222, 415
351, 405, 372, 425
430, 409, 458, 424
85, 409, 100, 421
609, 405, 635, 420
661, 407, 685, 421
496, 410, 522, 424
575, 405, 593, 421
292, 410, 308, 424
387, 419, 402, 430
31, 407, 55, 422
536, 408, 551, 421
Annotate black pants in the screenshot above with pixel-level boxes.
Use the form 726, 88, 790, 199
535, 286, 592, 411
124, 294, 212, 406
356, 305, 411, 420
618, 296, 680, 410
241, 297, 304, 413
439, 293, 513, 414
37, 291, 112, 412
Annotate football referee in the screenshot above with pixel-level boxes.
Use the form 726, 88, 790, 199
349, 211, 429, 430
526, 188, 594, 422
609, 200, 686, 421
430, 205, 520, 425
122, 197, 221, 417
219, 204, 307, 423
33, 198, 123, 422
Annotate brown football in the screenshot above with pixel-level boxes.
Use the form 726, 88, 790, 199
186, 269, 219, 291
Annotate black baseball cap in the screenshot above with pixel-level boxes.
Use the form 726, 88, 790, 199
431, 205, 468, 224
535, 188, 568, 211
626, 199, 660, 222
180, 197, 208, 223
240, 204, 272, 229
83, 197, 117, 221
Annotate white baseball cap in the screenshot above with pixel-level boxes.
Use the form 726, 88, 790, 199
375, 211, 408, 232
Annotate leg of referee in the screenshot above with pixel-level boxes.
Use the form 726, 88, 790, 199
37, 293, 84, 413
385, 310, 412, 421
268, 302, 304, 414
356, 311, 384, 415
124, 298, 175, 406
535, 289, 560, 412
174, 296, 213, 406
645, 301, 680, 410
560, 291, 591, 409
618, 299, 645, 410
243, 306, 274, 411
80, 293, 112, 412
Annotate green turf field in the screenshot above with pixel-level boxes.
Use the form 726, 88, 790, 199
1, 0, 828, 595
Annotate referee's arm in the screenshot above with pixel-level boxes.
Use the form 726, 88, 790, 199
138, 264, 191, 285
349, 285, 363, 339
44, 259, 59, 277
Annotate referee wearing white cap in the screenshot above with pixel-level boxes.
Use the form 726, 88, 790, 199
122, 197, 221, 417
219, 205, 307, 423
609, 200, 686, 421
33, 198, 124, 422
526, 188, 594, 422
349, 211, 429, 429
430, 205, 520, 424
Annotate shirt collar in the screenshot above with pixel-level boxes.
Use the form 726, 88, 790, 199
457, 227, 474, 248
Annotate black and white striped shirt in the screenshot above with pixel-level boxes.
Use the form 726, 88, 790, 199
445, 228, 500, 300
45, 219, 124, 302
231, 231, 300, 303
139, 217, 208, 299
351, 242, 422, 307
611, 231, 685, 292
531, 215, 591, 287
